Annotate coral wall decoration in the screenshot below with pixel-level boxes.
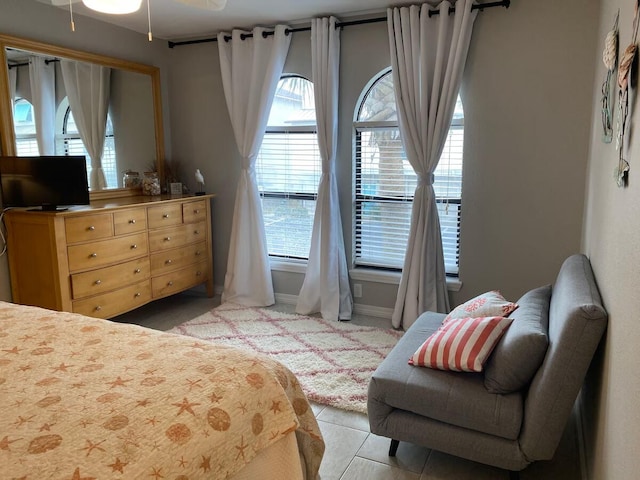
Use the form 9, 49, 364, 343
615, 1, 640, 187
601, 11, 618, 144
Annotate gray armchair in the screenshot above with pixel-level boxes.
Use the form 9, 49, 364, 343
368, 254, 607, 477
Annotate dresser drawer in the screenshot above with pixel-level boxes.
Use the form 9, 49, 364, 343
71, 257, 150, 299
114, 208, 147, 235
182, 200, 207, 224
67, 232, 148, 272
147, 203, 183, 229
152, 261, 209, 298
65, 213, 114, 244
148, 221, 207, 252
73, 280, 152, 319
150, 241, 207, 276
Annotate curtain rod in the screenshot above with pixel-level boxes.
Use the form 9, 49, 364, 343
7, 58, 59, 69
167, 0, 510, 49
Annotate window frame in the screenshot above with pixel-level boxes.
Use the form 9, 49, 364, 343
13, 98, 39, 156
256, 74, 320, 262
353, 68, 463, 277
56, 97, 118, 189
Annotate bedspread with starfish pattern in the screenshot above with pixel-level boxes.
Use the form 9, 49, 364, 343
0, 301, 324, 479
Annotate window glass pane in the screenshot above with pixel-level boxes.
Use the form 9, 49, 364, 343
13, 98, 36, 134
358, 72, 397, 122
355, 200, 412, 268
267, 76, 316, 127
13, 99, 39, 156
60, 101, 118, 189
357, 128, 415, 199
354, 70, 463, 275
257, 133, 321, 195
257, 75, 319, 261
262, 197, 316, 258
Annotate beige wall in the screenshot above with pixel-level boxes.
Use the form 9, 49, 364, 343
1, 1, 634, 478
582, 0, 640, 478
167, 0, 599, 309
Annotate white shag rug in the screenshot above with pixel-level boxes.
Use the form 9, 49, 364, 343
169, 303, 403, 414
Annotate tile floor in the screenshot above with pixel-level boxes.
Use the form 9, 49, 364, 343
113, 290, 582, 480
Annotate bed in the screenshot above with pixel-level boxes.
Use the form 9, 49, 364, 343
0, 300, 324, 479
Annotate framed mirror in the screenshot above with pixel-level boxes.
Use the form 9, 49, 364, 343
0, 33, 164, 200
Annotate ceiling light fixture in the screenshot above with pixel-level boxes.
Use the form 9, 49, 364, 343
81, 0, 143, 14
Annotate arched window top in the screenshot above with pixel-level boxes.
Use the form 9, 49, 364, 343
13, 98, 36, 135
358, 70, 397, 123
57, 97, 113, 135
267, 75, 315, 128
357, 69, 464, 123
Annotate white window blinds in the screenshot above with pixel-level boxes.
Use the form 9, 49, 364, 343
256, 75, 320, 260
354, 71, 463, 275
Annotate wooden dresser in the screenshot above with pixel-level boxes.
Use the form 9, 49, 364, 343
4, 194, 214, 319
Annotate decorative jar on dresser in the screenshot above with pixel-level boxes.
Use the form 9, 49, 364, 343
4, 194, 215, 319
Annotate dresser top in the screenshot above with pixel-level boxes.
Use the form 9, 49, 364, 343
4, 193, 215, 217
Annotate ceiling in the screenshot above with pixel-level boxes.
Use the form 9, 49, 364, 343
35, 0, 420, 41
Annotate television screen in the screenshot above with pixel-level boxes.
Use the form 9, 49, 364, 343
0, 156, 90, 211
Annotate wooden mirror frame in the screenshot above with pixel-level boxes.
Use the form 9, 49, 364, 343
0, 33, 164, 200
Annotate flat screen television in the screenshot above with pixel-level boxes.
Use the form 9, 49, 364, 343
0, 155, 90, 211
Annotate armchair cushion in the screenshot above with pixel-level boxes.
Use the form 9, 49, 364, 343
484, 285, 551, 394
370, 312, 524, 440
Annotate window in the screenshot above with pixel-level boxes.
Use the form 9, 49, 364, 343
256, 76, 321, 260
354, 69, 463, 275
13, 98, 39, 156
56, 97, 118, 188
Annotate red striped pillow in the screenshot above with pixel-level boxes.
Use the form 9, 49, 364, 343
409, 316, 513, 372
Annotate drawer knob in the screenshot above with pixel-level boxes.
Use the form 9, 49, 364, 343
164, 237, 171, 242
194, 209, 200, 214
135, 292, 141, 297
131, 244, 138, 249
167, 281, 174, 286
95, 280, 102, 285
95, 306, 102, 311
165, 259, 173, 265
163, 214, 170, 218
129, 219, 136, 224
88, 225, 95, 231
134, 268, 141, 274
90, 253, 98, 258
196, 271, 202, 276
194, 230, 200, 235
195, 251, 201, 256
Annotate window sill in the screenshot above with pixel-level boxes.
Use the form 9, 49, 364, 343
349, 268, 462, 292
269, 260, 462, 293
269, 258, 308, 274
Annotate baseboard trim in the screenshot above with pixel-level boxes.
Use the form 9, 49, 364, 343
575, 393, 589, 480
273, 293, 393, 320
274, 293, 298, 305
353, 303, 394, 319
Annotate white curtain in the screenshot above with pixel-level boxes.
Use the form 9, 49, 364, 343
389, 1, 477, 329
28, 56, 56, 155
296, 17, 352, 321
8, 66, 17, 110
60, 59, 111, 190
218, 25, 291, 306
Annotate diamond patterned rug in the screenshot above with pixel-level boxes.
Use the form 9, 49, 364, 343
169, 303, 403, 414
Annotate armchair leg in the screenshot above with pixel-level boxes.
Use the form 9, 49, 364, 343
389, 439, 399, 456
509, 471, 520, 480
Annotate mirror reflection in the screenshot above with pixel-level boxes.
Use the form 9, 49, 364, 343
1, 39, 161, 192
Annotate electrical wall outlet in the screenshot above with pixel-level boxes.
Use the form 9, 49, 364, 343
353, 283, 362, 298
